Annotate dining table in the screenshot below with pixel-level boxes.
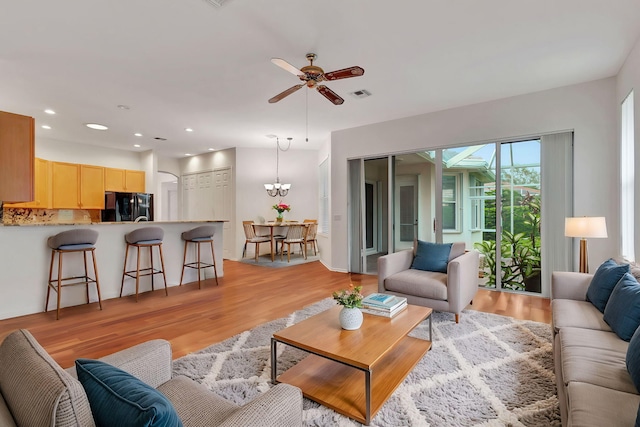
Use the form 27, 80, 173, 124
252, 222, 309, 262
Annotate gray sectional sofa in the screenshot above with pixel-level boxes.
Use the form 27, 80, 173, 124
0, 329, 303, 427
552, 271, 640, 426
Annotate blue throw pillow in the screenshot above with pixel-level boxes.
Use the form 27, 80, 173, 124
627, 326, 640, 398
586, 259, 630, 312
411, 241, 452, 273
75, 359, 182, 427
603, 273, 640, 341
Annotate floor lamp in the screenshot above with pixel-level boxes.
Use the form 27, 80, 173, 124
564, 217, 608, 273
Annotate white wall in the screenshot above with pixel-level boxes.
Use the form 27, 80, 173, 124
36, 137, 142, 169
329, 77, 618, 274
616, 36, 640, 259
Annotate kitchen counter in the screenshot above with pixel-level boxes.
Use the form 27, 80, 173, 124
1, 220, 227, 226
0, 221, 225, 320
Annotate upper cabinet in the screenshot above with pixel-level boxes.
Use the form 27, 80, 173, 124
51, 162, 105, 209
4, 158, 51, 208
80, 164, 105, 208
0, 111, 35, 202
104, 168, 145, 192
52, 162, 81, 209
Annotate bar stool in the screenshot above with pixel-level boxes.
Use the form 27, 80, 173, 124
46, 229, 102, 320
179, 225, 219, 289
120, 227, 168, 302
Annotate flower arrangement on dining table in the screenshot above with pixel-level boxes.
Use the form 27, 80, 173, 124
272, 202, 291, 219
332, 285, 364, 308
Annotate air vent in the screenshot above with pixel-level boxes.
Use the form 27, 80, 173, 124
350, 89, 371, 99
202, 0, 228, 7
154, 137, 167, 141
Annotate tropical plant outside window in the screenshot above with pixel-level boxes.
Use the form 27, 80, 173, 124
475, 140, 541, 292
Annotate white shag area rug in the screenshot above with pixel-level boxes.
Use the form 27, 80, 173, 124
173, 298, 560, 426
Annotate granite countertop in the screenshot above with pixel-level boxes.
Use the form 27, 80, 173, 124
0, 220, 228, 227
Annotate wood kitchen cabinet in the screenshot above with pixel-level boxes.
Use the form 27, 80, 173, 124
0, 111, 35, 202
80, 164, 105, 208
51, 162, 105, 209
104, 168, 145, 192
4, 158, 51, 208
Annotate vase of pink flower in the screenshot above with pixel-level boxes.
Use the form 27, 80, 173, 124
272, 202, 290, 222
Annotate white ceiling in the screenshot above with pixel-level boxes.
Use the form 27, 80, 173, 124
1, 0, 639, 158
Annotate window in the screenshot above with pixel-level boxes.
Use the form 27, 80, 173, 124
319, 158, 329, 234
442, 174, 460, 231
621, 90, 635, 261
469, 175, 484, 230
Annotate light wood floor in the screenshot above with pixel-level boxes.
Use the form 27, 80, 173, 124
0, 260, 551, 369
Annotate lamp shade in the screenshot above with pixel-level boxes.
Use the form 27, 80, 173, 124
565, 217, 608, 238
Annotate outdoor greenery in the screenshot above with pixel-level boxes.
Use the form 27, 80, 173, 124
475, 167, 541, 292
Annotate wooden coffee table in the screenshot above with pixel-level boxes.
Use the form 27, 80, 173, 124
271, 304, 432, 425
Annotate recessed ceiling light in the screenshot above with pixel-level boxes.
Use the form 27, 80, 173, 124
208, 148, 215, 151
185, 128, 194, 132
44, 109, 56, 115
85, 123, 108, 130
185, 153, 192, 156
265, 134, 277, 139
133, 144, 141, 148
134, 133, 143, 137
117, 104, 130, 110
41, 125, 51, 129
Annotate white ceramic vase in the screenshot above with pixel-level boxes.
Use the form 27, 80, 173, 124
339, 306, 363, 330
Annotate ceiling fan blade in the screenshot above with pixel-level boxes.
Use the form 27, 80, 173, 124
271, 58, 304, 77
268, 84, 304, 103
316, 85, 344, 105
323, 66, 365, 81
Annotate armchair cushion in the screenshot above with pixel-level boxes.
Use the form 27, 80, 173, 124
587, 258, 630, 312
75, 359, 182, 427
411, 241, 452, 273
385, 269, 448, 300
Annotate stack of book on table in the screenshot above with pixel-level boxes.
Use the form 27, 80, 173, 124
361, 293, 407, 318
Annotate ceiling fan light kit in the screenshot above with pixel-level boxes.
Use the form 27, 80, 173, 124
268, 53, 365, 105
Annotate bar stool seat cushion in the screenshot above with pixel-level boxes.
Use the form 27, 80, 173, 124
47, 229, 98, 250
181, 226, 215, 242
58, 243, 96, 251
134, 239, 163, 245
125, 227, 164, 245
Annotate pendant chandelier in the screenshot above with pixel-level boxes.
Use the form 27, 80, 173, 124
264, 137, 292, 197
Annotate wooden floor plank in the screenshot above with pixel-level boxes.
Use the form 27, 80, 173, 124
0, 260, 551, 368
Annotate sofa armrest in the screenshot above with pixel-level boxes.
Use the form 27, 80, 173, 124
378, 250, 414, 292
446, 250, 480, 313
66, 339, 173, 389
219, 383, 303, 427
551, 271, 593, 301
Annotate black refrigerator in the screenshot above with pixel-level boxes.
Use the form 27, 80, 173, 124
102, 192, 154, 222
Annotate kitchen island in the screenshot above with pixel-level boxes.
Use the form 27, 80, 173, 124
0, 220, 225, 320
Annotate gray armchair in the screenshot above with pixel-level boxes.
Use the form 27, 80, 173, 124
0, 329, 303, 427
377, 242, 480, 323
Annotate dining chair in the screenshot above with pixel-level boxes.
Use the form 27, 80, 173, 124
242, 221, 271, 262
304, 222, 319, 256
280, 224, 308, 262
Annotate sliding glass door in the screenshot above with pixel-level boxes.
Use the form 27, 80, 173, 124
348, 133, 571, 296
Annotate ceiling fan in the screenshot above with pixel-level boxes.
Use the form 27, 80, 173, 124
268, 53, 365, 105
